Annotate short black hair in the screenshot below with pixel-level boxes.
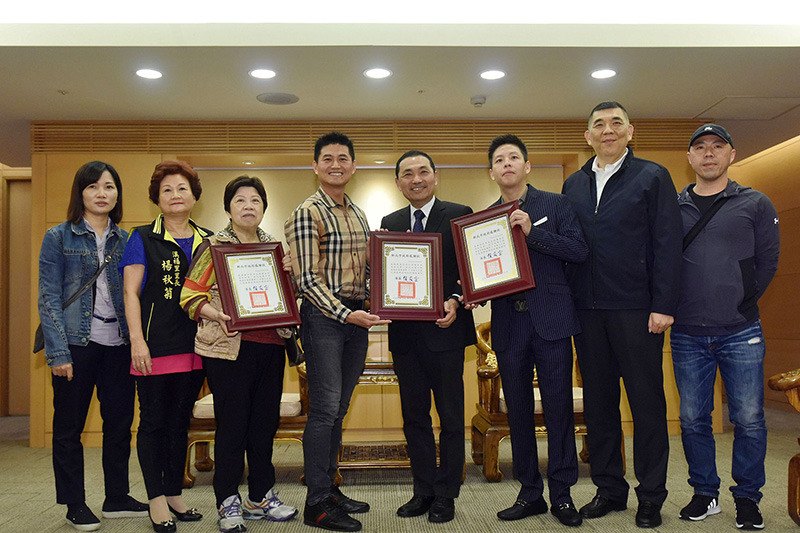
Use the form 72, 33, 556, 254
66, 161, 124, 224
223, 175, 268, 214
395, 150, 436, 178
314, 131, 355, 162
588, 101, 630, 125
488, 134, 528, 166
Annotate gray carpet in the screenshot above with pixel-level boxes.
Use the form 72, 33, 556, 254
1, 407, 798, 532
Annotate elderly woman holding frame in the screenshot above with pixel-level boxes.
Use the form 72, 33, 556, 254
181, 176, 297, 533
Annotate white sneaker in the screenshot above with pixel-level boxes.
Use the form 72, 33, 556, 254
243, 488, 298, 521
218, 495, 247, 533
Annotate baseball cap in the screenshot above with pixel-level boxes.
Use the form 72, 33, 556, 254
689, 123, 734, 149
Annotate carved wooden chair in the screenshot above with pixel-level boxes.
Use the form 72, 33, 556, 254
470, 321, 592, 482
183, 364, 309, 488
767, 368, 800, 526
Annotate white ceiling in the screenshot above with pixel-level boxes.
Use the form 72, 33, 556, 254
1, 21, 799, 167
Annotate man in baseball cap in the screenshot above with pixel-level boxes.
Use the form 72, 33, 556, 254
672, 123, 780, 530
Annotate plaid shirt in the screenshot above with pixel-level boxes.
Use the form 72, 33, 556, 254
284, 187, 369, 324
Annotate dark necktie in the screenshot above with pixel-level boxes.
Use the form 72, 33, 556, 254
413, 209, 425, 233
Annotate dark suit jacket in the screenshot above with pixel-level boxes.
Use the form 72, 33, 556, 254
490, 185, 588, 349
381, 198, 477, 354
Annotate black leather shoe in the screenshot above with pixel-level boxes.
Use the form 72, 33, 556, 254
330, 487, 370, 514
397, 495, 435, 517
552, 502, 583, 527
635, 501, 662, 528
497, 497, 548, 521
168, 505, 203, 522
428, 496, 455, 523
579, 495, 627, 519
150, 518, 177, 533
304, 497, 362, 532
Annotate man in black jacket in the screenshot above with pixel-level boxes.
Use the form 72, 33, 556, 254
562, 101, 683, 528
380, 150, 476, 524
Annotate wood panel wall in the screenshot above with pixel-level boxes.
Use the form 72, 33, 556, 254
729, 135, 800, 411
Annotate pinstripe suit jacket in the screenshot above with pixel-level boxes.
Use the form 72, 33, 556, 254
490, 185, 588, 348
381, 198, 477, 354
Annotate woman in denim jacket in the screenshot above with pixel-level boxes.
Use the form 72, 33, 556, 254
37, 161, 148, 532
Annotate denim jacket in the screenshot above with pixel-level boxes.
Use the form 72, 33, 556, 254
38, 221, 129, 367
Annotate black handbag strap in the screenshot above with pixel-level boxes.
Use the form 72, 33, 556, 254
683, 195, 732, 251
61, 236, 121, 309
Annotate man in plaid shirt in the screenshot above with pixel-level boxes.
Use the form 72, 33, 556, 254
285, 132, 389, 533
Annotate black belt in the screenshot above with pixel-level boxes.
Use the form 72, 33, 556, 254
92, 314, 118, 323
338, 297, 365, 312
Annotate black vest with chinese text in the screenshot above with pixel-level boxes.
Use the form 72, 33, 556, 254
135, 216, 212, 358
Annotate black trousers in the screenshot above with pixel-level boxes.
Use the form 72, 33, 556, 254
204, 341, 285, 507
392, 337, 464, 499
494, 310, 578, 504
573, 309, 669, 505
136, 369, 205, 499
51, 342, 134, 505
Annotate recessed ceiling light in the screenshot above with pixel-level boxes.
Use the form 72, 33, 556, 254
480, 70, 505, 80
591, 69, 617, 79
363, 68, 392, 79
136, 69, 162, 80
249, 69, 276, 79
242, 160, 255, 166
374, 160, 385, 164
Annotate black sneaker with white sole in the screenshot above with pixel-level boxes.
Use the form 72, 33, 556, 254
680, 495, 721, 521
66, 503, 101, 532
734, 497, 764, 530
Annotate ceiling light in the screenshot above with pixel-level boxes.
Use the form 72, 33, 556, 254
363, 68, 392, 79
480, 70, 505, 80
136, 69, 162, 79
591, 69, 617, 79
374, 160, 385, 164
242, 160, 255, 166
249, 69, 276, 79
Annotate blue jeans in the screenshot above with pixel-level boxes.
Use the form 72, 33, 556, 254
300, 299, 368, 505
671, 321, 767, 501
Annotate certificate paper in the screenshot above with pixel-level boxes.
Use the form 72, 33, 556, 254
463, 216, 519, 290
225, 253, 286, 317
382, 243, 432, 309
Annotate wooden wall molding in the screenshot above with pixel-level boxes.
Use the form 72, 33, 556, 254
31, 119, 707, 154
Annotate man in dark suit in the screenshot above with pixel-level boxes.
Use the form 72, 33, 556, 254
487, 135, 588, 527
380, 150, 476, 524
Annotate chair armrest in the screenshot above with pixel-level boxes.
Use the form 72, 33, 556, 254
768, 368, 800, 414
768, 368, 800, 392
477, 364, 499, 380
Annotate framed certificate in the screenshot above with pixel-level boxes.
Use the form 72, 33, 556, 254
210, 243, 300, 332
451, 200, 535, 305
370, 231, 444, 321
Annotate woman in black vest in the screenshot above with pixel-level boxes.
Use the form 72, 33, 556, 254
121, 160, 212, 532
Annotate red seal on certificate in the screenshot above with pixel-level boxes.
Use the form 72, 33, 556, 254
398, 281, 416, 299
484, 258, 503, 278
249, 291, 269, 308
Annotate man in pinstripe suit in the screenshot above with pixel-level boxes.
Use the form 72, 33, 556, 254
487, 135, 588, 527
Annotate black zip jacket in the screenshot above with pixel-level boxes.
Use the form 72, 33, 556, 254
562, 149, 682, 314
